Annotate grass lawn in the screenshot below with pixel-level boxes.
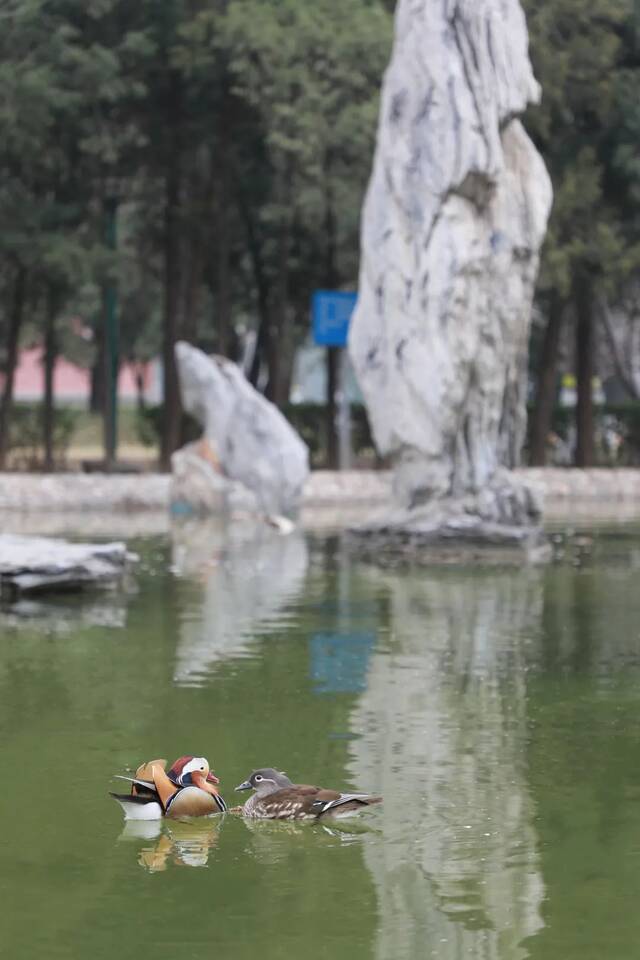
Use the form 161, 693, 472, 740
67, 405, 159, 466
6, 402, 159, 470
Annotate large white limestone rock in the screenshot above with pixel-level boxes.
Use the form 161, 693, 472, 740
173, 342, 309, 519
349, 0, 552, 535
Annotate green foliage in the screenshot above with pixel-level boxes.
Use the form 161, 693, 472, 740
526, 401, 640, 465
286, 403, 377, 466
5, 404, 79, 468
15, 0, 640, 470
135, 406, 200, 449
137, 401, 377, 466
524, 0, 640, 296
0, 0, 392, 458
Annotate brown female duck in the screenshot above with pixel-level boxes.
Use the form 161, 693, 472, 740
235, 767, 382, 820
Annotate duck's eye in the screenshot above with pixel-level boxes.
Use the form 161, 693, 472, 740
200, 766, 205, 771
255, 775, 263, 782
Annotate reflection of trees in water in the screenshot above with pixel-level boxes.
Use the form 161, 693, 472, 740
349, 566, 545, 960
538, 561, 640, 676
171, 519, 308, 685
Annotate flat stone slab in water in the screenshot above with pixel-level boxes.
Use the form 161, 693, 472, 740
0, 535, 135, 595
348, 509, 551, 565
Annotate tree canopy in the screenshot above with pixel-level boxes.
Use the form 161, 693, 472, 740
524, 0, 640, 464
2, 0, 640, 469
0, 0, 392, 464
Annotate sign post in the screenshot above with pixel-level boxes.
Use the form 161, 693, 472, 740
312, 291, 357, 471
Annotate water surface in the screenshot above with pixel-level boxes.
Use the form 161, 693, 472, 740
2, 517, 640, 960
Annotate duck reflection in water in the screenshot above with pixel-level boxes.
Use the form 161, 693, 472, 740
120, 819, 223, 872
120, 815, 372, 871
240, 816, 374, 863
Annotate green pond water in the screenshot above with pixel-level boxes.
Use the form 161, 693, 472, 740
2, 518, 640, 960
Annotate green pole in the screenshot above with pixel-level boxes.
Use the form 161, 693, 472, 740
104, 196, 118, 468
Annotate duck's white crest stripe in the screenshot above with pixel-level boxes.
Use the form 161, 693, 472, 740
179, 756, 207, 783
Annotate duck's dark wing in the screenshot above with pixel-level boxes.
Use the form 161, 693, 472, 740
293, 784, 382, 815
112, 775, 159, 799
110, 791, 156, 805
312, 790, 382, 817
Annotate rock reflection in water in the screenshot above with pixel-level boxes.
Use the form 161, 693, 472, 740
0, 596, 128, 631
120, 818, 223, 872
349, 566, 545, 960
171, 518, 308, 685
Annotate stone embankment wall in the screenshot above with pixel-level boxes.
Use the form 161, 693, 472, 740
0, 471, 640, 514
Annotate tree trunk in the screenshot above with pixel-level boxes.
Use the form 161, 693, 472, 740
530, 295, 563, 466
599, 294, 640, 400
574, 280, 595, 467
0, 266, 26, 470
181, 152, 213, 346
326, 347, 339, 468
160, 71, 183, 471
265, 221, 290, 408
265, 315, 280, 404
102, 195, 119, 471
239, 195, 270, 387
43, 287, 58, 472
266, 166, 293, 408
216, 121, 232, 358
249, 313, 268, 388
182, 233, 203, 346
134, 365, 146, 412
324, 156, 339, 468
90, 328, 106, 414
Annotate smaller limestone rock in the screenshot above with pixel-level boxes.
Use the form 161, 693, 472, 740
0, 535, 135, 595
171, 440, 261, 516
173, 342, 309, 518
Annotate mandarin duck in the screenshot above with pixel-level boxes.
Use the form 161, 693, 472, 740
110, 756, 227, 820
235, 767, 382, 820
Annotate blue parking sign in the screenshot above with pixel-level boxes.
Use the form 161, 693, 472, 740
312, 290, 358, 347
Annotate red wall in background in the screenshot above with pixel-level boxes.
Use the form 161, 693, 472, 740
2, 347, 155, 404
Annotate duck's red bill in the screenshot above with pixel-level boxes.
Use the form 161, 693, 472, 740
207, 772, 220, 784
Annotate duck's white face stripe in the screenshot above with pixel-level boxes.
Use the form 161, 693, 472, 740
180, 757, 207, 782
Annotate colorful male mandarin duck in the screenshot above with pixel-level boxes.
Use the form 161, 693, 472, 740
235, 767, 382, 820
111, 756, 227, 820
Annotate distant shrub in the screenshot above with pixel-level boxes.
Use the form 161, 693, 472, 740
8, 404, 79, 469
136, 401, 379, 467
285, 402, 377, 466
136, 405, 200, 448
525, 402, 640, 466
